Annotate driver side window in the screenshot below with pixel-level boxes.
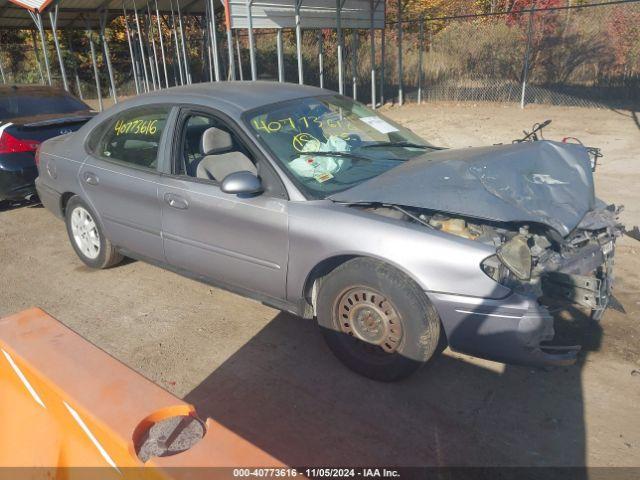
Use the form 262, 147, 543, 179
176, 113, 257, 183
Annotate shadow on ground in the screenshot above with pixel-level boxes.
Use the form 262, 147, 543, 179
185, 307, 602, 467
0, 199, 42, 213
608, 108, 640, 132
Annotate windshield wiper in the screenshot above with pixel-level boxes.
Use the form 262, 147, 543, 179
360, 142, 440, 150
288, 151, 373, 162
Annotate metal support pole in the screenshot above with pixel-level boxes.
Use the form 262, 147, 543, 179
85, 26, 103, 112
203, 11, 213, 81
317, 30, 324, 88
147, 2, 161, 89
223, 0, 236, 80
169, 0, 185, 85
417, 16, 424, 104
142, 10, 157, 89
0, 51, 5, 84
49, 6, 69, 91
66, 33, 84, 99
133, 1, 150, 92
277, 28, 284, 83
396, 0, 403, 105
208, 0, 221, 81
123, 7, 141, 94
235, 31, 244, 80
165, 17, 178, 86
520, 4, 535, 109
30, 30, 45, 84
351, 30, 357, 99
246, 0, 257, 80
336, 0, 344, 94
31, 12, 52, 85
295, 0, 303, 85
380, 26, 385, 104
176, 0, 191, 83
369, 0, 376, 108
203, 13, 212, 81
173, 25, 184, 85
99, 11, 118, 103
225, 29, 235, 80
155, 0, 169, 87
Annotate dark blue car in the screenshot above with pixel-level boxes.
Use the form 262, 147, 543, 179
0, 85, 93, 202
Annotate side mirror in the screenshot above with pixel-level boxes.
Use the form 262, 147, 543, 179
220, 171, 263, 195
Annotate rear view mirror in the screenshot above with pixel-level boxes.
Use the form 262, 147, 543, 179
220, 171, 263, 195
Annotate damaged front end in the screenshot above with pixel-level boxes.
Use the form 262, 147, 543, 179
359, 203, 624, 367
483, 204, 623, 321
331, 138, 626, 367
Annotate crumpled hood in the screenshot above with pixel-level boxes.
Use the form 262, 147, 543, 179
330, 140, 595, 237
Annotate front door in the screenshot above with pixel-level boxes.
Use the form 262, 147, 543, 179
158, 110, 289, 301
80, 105, 173, 262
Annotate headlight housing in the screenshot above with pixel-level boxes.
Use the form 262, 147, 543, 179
497, 234, 532, 280
481, 254, 512, 285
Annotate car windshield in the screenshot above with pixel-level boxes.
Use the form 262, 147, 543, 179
246, 95, 436, 199
0, 90, 89, 121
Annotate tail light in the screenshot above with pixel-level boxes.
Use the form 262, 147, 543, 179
35, 143, 42, 167
0, 130, 41, 155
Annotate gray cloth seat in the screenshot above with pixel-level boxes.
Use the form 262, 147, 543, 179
196, 127, 256, 182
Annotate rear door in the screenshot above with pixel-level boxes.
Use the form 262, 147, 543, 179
80, 104, 174, 262
157, 108, 290, 301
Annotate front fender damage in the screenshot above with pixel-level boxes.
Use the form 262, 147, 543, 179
357, 202, 624, 367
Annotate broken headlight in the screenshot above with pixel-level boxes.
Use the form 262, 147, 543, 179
481, 255, 512, 285
497, 234, 532, 280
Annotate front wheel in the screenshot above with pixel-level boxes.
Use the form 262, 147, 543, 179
65, 196, 123, 269
317, 258, 442, 381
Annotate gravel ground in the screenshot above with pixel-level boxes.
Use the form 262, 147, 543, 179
1, 101, 638, 467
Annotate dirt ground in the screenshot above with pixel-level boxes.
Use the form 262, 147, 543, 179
1, 102, 639, 468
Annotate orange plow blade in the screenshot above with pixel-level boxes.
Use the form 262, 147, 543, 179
0, 307, 283, 477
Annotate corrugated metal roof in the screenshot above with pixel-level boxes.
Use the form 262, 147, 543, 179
13, 0, 46, 10
228, 0, 385, 29
0, 0, 211, 28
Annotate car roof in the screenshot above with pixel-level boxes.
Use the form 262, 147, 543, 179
142, 81, 331, 111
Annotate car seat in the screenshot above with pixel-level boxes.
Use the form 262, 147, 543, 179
196, 127, 257, 182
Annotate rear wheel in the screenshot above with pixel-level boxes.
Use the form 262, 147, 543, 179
65, 196, 123, 269
317, 258, 442, 381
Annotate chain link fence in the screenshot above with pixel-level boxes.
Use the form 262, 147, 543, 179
384, 2, 640, 108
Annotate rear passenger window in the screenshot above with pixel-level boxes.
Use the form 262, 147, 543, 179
92, 106, 170, 170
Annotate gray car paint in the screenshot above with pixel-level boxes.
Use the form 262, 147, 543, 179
158, 176, 289, 300
35, 82, 615, 368
331, 140, 595, 237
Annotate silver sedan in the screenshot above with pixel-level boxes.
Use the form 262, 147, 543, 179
35, 82, 622, 381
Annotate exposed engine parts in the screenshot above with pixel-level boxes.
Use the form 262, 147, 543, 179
361, 203, 624, 314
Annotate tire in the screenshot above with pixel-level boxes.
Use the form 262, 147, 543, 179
65, 196, 123, 269
317, 257, 442, 381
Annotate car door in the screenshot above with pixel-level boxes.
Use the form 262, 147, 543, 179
157, 108, 289, 301
80, 104, 174, 262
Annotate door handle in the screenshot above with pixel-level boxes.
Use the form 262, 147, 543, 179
83, 172, 99, 186
164, 193, 189, 210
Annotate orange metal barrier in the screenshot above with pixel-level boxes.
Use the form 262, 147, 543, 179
0, 307, 282, 477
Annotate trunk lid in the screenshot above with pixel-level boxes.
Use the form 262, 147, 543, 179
330, 140, 595, 237
2, 111, 94, 143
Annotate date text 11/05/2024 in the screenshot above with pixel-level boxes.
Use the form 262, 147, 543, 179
233, 468, 401, 478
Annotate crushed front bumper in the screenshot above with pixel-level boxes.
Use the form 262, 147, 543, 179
427, 205, 621, 367
428, 291, 580, 367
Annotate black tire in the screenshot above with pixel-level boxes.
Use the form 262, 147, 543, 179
65, 196, 123, 269
317, 257, 442, 381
